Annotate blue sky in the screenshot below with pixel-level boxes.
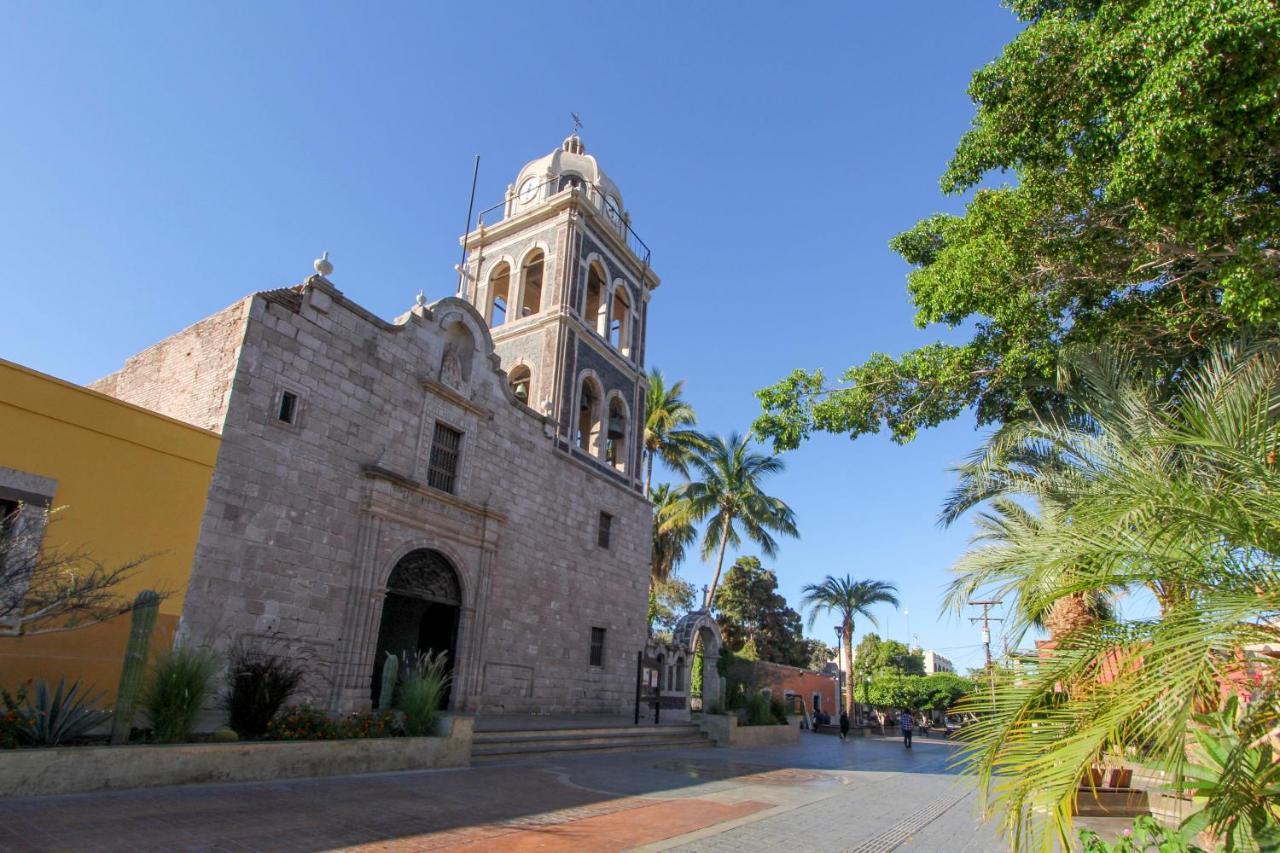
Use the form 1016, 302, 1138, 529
1, 1, 1031, 671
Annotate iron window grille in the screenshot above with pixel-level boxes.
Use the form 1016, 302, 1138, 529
589, 627, 606, 667
427, 423, 463, 494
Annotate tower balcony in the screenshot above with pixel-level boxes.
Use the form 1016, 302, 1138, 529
470, 177, 652, 269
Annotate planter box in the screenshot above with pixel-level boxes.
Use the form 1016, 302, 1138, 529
0, 715, 472, 797
1074, 787, 1150, 818
696, 714, 800, 748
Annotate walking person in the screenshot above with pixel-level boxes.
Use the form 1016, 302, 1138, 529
900, 709, 914, 749
839, 710, 850, 742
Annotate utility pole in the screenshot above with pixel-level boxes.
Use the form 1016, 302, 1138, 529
968, 599, 1004, 710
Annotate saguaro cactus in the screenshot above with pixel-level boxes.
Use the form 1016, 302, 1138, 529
109, 590, 160, 745
378, 652, 398, 711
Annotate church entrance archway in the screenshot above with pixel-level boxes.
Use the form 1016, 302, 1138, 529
370, 549, 462, 708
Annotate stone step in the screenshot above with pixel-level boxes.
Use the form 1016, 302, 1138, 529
473, 724, 700, 742
473, 731, 706, 753
472, 736, 713, 761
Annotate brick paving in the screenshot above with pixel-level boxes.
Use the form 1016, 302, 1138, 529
0, 732, 1112, 851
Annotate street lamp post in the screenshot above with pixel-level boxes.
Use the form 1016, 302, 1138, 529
834, 625, 845, 717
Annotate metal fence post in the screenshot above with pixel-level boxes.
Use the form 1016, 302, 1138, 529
634, 651, 642, 725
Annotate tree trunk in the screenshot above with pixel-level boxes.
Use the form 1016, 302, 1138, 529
843, 617, 854, 716
703, 516, 733, 610
1044, 593, 1093, 641
645, 450, 654, 499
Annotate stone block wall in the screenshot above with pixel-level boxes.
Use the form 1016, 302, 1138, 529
90, 297, 253, 433
178, 278, 652, 716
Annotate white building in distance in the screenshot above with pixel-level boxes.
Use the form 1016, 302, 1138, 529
923, 650, 955, 675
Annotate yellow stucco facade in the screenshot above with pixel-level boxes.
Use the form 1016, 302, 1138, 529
0, 358, 220, 702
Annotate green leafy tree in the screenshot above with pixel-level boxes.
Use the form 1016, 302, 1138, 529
876, 639, 925, 676
713, 556, 806, 666
852, 633, 883, 702
672, 433, 799, 609
800, 577, 900, 714
852, 633, 923, 679
755, 0, 1280, 451
921, 673, 976, 714
802, 639, 836, 672
866, 673, 931, 713
643, 369, 708, 498
648, 576, 696, 640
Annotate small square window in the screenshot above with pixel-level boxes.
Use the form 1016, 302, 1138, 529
0, 498, 20, 538
1, 498, 23, 574
589, 627, 606, 667
597, 512, 612, 549
427, 423, 464, 494
278, 391, 299, 424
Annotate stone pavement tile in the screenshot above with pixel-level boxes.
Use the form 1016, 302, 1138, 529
385, 798, 773, 852
0, 734, 1005, 852
657, 753, 977, 852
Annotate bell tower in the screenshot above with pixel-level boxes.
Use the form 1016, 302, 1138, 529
458, 134, 659, 493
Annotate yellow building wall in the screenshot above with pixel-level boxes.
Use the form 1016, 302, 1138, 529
0, 358, 220, 702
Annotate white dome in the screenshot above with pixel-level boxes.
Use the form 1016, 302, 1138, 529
513, 135, 624, 212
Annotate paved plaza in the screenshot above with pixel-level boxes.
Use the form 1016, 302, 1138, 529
0, 731, 1047, 852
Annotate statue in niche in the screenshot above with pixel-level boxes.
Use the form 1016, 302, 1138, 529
440, 344, 464, 390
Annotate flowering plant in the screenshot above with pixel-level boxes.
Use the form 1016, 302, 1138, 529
266, 706, 402, 740
266, 705, 338, 740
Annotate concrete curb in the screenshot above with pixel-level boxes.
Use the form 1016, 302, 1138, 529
0, 715, 473, 797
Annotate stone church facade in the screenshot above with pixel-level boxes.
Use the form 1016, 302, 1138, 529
91, 136, 659, 715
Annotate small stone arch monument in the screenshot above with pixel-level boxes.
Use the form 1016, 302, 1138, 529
673, 610, 723, 712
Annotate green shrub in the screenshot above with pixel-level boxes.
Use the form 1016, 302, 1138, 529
142, 646, 218, 743
21, 679, 110, 746
222, 645, 306, 740
1, 686, 31, 749
267, 704, 338, 740
742, 691, 773, 727
211, 727, 239, 742
1079, 815, 1199, 852
769, 695, 788, 725
397, 650, 450, 737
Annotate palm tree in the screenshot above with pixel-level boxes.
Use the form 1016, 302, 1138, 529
673, 432, 798, 609
947, 498, 1115, 647
643, 370, 708, 498
800, 577, 899, 715
649, 483, 696, 584
941, 342, 1280, 849
940, 347, 1207, 615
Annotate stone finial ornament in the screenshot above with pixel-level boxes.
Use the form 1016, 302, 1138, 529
416, 291, 427, 308
314, 251, 333, 277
